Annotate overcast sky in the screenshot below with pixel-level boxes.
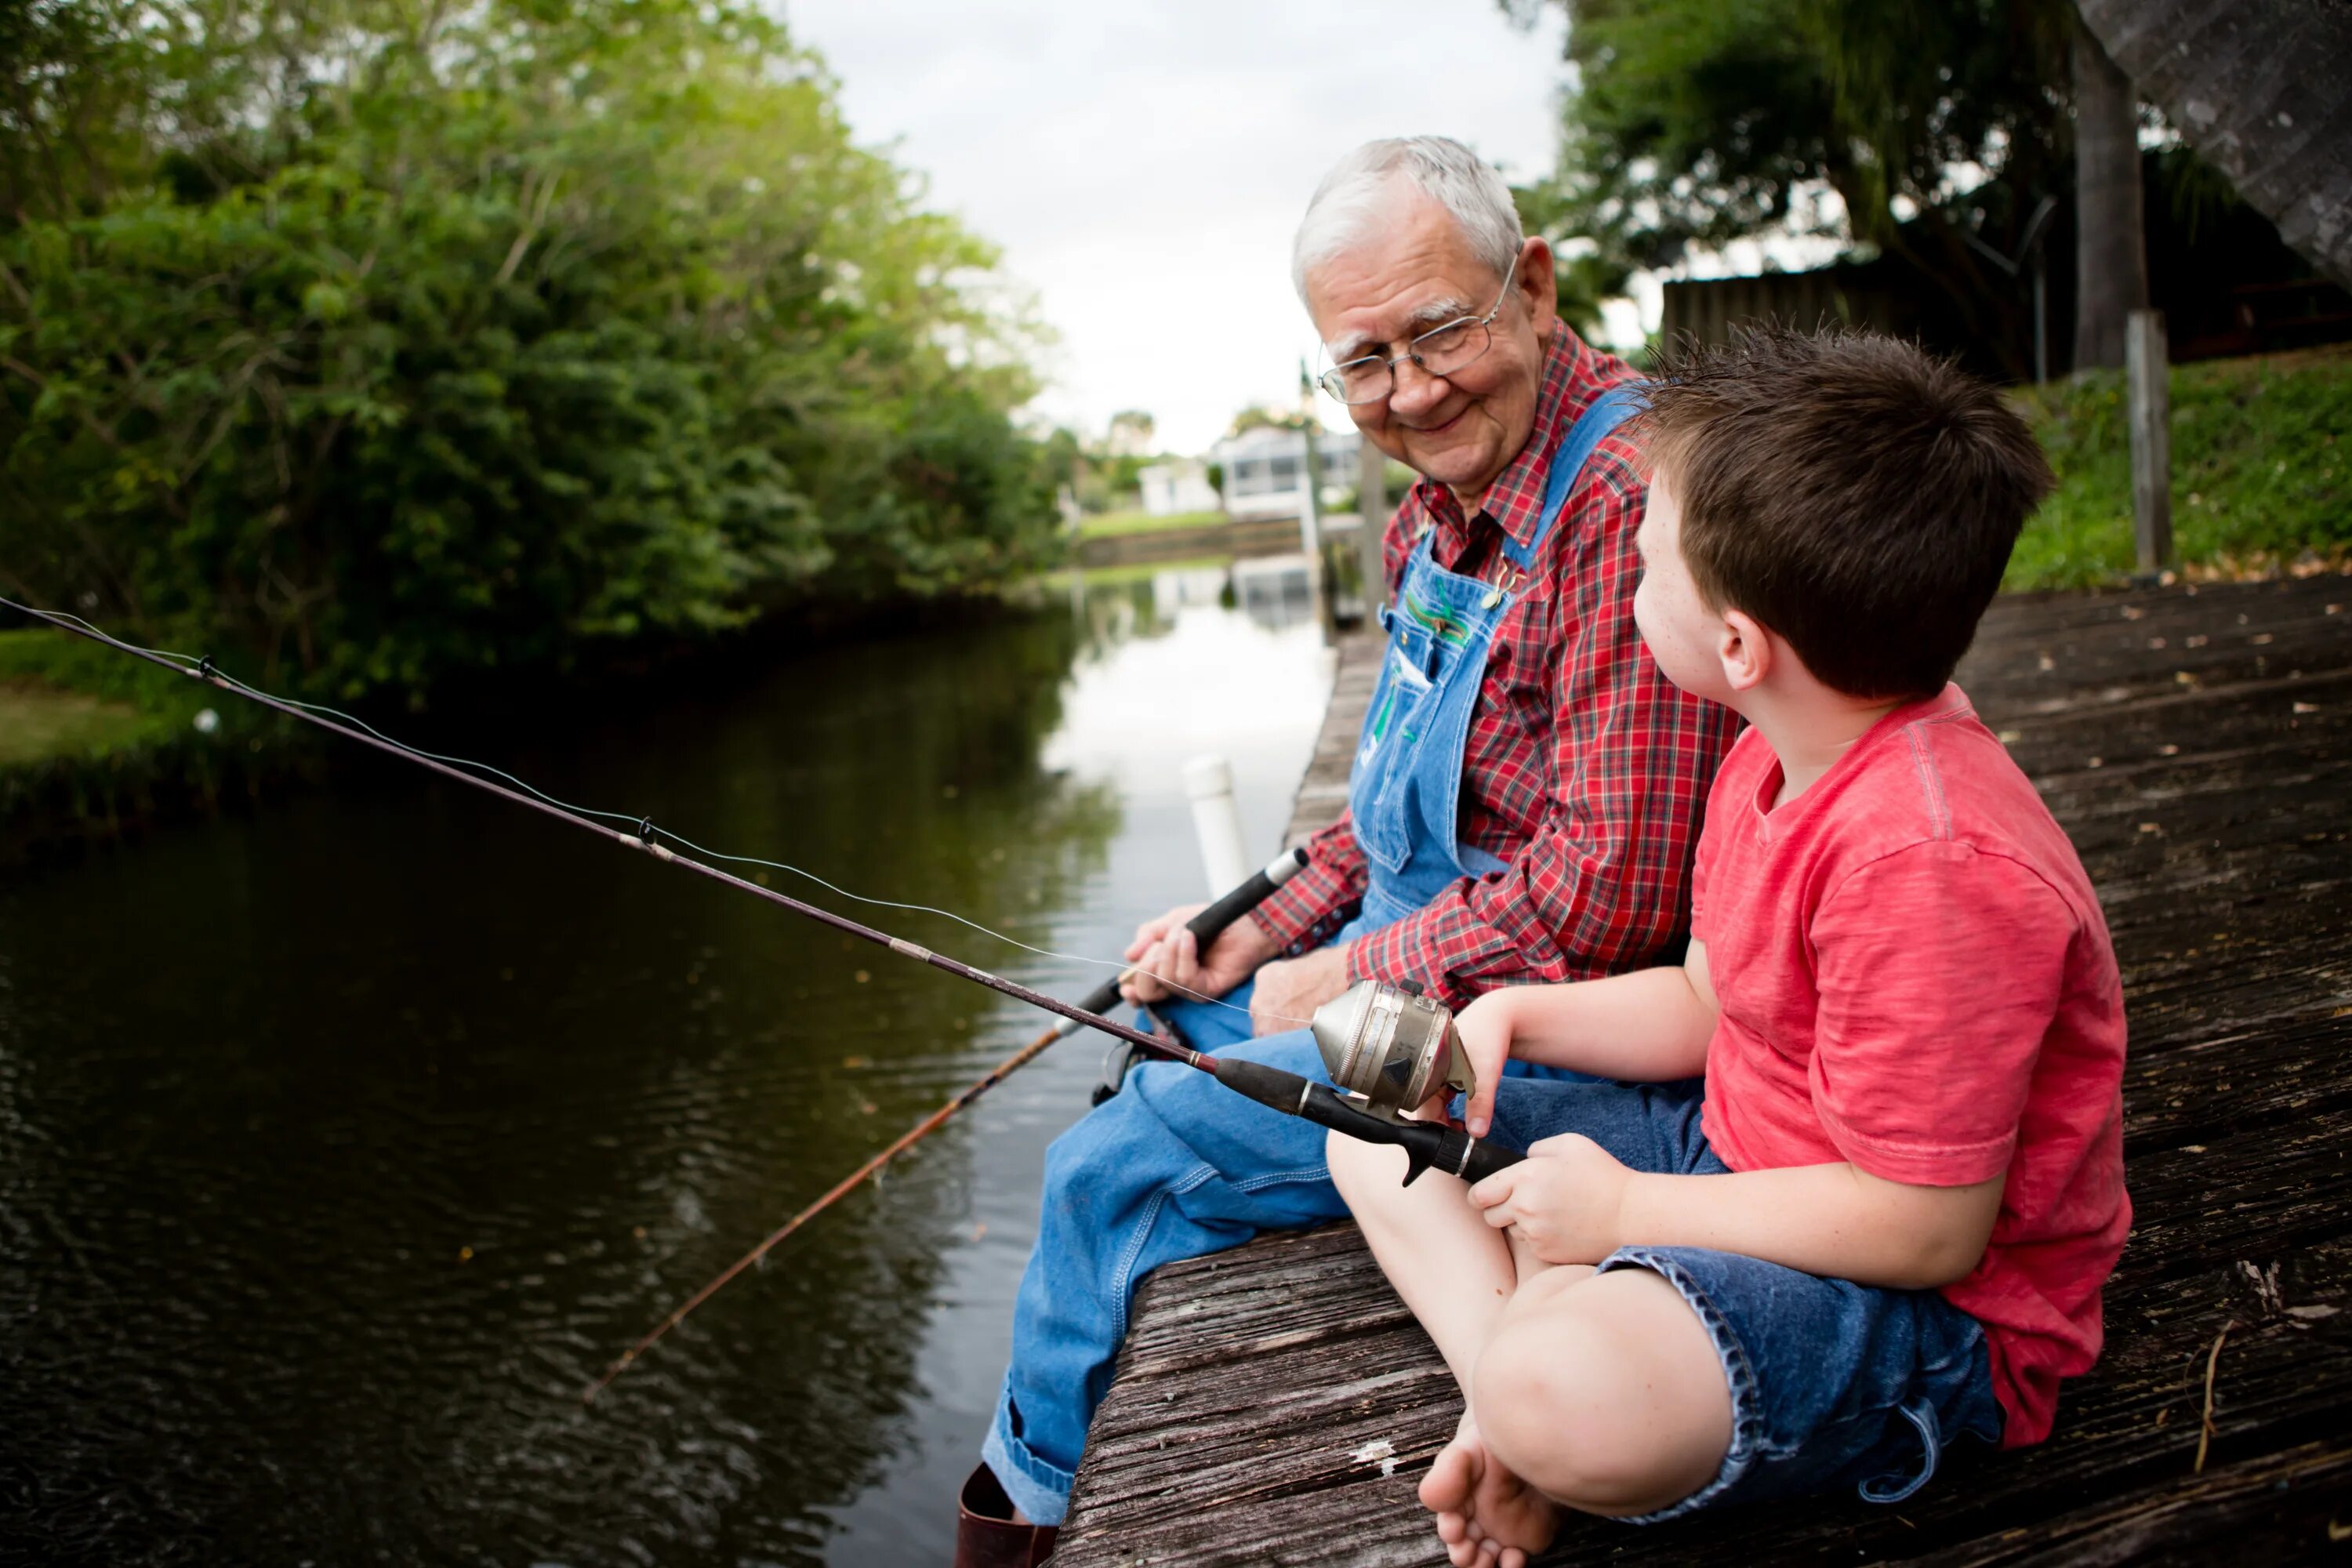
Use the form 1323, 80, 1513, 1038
781, 0, 1574, 455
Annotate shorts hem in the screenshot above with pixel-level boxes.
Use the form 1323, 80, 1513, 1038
1598, 1245, 1772, 1524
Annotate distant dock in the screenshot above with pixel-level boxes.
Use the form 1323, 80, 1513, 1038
1280, 626, 1381, 850
1058, 575, 2352, 1566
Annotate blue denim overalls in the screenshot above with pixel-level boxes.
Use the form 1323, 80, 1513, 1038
983, 387, 1646, 1523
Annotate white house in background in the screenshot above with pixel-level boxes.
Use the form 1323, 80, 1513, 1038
1209, 425, 1361, 521
1137, 459, 1223, 517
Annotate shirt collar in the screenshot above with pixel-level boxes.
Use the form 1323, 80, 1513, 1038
1747, 683, 1974, 834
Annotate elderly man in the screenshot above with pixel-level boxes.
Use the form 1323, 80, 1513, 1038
957, 136, 1735, 1563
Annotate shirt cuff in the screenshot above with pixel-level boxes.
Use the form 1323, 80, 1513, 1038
1818, 1099, 2020, 1188
1345, 891, 1504, 1009
1251, 856, 1362, 956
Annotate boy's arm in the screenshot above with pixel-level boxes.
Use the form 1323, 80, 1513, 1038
1634, 1162, 2005, 1289
1473, 845, 2078, 1290
1472, 1145, 2004, 1290
1452, 939, 1720, 1137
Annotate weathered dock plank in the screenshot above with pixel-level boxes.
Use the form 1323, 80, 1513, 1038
1282, 629, 1382, 849
1059, 575, 2352, 1566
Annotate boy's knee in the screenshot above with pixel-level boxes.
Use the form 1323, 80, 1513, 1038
1474, 1313, 1650, 1506
1325, 1127, 1414, 1212
1473, 1279, 1727, 1514
1325, 1127, 1383, 1196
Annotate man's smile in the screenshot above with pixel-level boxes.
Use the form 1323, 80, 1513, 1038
1403, 405, 1469, 436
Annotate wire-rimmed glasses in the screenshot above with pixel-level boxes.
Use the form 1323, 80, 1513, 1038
1315, 256, 1521, 405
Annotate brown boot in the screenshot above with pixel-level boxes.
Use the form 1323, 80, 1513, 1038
955, 1464, 1059, 1567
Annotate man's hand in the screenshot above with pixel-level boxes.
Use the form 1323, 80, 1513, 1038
1467, 1133, 1632, 1266
1247, 942, 1353, 1035
1120, 902, 1281, 1006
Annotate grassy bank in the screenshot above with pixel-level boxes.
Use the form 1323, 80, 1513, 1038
0, 626, 307, 853
1000, 556, 1236, 604
2007, 343, 2351, 590
0, 681, 152, 767
0, 590, 1033, 853
1075, 508, 1227, 541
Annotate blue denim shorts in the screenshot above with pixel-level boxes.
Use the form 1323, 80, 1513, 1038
1477, 1076, 2004, 1523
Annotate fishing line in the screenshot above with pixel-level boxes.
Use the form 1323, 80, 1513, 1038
5, 595, 1530, 1396
20, 604, 211, 669
0, 597, 1312, 1027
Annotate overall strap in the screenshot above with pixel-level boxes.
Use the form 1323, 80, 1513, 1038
1499, 381, 1646, 573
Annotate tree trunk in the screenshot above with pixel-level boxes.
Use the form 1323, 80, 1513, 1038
2071, 13, 2149, 372
2077, 0, 2352, 292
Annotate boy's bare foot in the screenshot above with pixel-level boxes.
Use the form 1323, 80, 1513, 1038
1420, 1410, 1559, 1568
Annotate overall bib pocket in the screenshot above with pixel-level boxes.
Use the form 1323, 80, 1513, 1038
1345, 381, 1645, 914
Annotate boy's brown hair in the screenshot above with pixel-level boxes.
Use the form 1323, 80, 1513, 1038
1639, 325, 2056, 701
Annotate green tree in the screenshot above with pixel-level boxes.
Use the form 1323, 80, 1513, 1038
2069, 14, 2150, 368
1512, 0, 2161, 373
1225, 403, 1311, 437
1105, 408, 1156, 452
0, 0, 1057, 700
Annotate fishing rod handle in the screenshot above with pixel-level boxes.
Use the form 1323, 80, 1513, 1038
1450, 1131, 1524, 1185
1185, 844, 1310, 949
1070, 845, 1310, 1021
1210, 1058, 1529, 1185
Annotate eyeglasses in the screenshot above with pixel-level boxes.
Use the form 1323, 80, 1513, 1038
1316, 256, 1520, 405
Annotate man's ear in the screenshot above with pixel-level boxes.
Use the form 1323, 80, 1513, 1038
1718, 608, 1773, 695
1516, 236, 1556, 338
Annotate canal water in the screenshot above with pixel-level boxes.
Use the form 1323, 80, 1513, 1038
0, 568, 1334, 1565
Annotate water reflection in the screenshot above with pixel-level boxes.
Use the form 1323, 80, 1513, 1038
1150, 564, 1230, 619
1230, 557, 1327, 630
0, 567, 1331, 1565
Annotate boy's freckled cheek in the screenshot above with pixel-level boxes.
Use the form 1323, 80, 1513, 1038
1633, 578, 1670, 661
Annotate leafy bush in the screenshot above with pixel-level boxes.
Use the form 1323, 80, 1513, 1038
0, 0, 1060, 702
2008, 346, 2352, 589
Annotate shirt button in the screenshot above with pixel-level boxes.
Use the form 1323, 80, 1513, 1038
1490, 644, 1511, 667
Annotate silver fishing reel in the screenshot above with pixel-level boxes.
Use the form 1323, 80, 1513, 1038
1309, 979, 1475, 1122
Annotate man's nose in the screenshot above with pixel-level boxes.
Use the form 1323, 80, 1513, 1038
1388, 355, 1450, 420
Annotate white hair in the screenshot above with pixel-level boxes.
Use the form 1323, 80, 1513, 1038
1290, 136, 1523, 307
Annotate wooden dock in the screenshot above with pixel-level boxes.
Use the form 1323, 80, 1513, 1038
1279, 622, 1382, 849
1057, 575, 2352, 1566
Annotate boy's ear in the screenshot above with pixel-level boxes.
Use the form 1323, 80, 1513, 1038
1717, 608, 1773, 695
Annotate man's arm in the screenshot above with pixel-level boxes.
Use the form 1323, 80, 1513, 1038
1348, 460, 1735, 1005
1123, 811, 1363, 1014
1247, 811, 1369, 957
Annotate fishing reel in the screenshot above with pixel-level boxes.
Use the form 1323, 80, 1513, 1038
1309, 979, 1475, 1123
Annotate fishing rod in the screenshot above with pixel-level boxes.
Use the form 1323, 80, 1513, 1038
584, 845, 1310, 1397
6, 600, 1525, 1388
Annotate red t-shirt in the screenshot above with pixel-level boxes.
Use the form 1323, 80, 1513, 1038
1692, 685, 2130, 1446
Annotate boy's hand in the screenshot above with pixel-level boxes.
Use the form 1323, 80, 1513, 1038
1449, 991, 1515, 1137
1467, 1134, 1632, 1265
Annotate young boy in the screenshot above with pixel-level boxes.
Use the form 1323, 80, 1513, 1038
1328, 327, 2129, 1567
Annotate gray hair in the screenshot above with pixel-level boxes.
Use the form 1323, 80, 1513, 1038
1291, 136, 1523, 307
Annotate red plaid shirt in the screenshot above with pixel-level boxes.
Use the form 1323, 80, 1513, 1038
1252, 326, 1737, 1007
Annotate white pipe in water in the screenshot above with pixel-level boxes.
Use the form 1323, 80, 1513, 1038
1183, 755, 1250, 897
